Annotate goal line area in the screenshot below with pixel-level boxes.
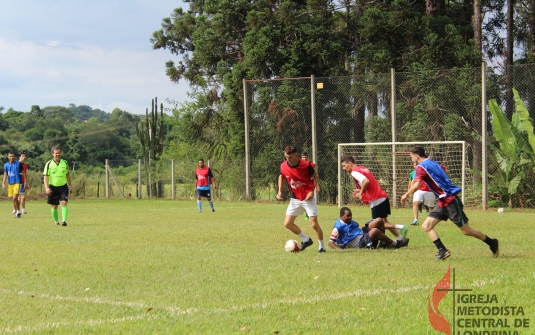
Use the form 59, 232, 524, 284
337, 141, 467, 208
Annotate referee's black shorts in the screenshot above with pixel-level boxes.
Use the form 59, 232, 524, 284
47, 184, 69, 205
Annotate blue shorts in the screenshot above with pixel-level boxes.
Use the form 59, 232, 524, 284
197, 189, 211, 198
20, 182, 26, 195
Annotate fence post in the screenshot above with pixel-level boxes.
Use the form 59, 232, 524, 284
138, 159, 142, 199
311, 74, 318, 200
243, 79, 251, 200
481, 62, 488, 210
390, 68, 398, 208
105, 159, 109, 199
171, 159, 176, 200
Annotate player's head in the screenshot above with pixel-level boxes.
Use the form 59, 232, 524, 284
340, 207, 352, 222
301, 151, 309, 161
198, 159, 205, 168
340, 155, 356, 172
408, 146, 427, 163
51, 146, 61, 160
19, 150, 27, 162
283, 145, 299, 165
7, 151, 16, 163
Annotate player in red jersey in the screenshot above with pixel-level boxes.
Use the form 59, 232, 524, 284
341, 155, 408, 242
18, 151, 30, 214
195, 159, 216, 212
277, 145, 325, 252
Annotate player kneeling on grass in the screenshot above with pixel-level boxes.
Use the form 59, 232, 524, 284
328, 207, 409, 250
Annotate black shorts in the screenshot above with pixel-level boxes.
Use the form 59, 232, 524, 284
47, 185, 69, 205
371, 198, 391, 219
428, 196, 468, 228
196, 189, 211, 198
357, 233, 373, 248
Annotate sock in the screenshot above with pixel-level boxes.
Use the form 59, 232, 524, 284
391, 240, 398, 247
62, 206, 69, 222
197, 200, 202, 212
396, 235, 404, 241
319, 240, 325, 249
22, 208, 25, 212
298, 232, 309, 242
51, 208, 59, 222
209, 201, 214, 210
433, 238, 447, 251
483, 235, 493, 246
395, 224, 405, 229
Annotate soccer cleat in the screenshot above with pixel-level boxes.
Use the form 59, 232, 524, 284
395, 238, 410, 248
400, 225, 408, 238
62, 221, 67, 226
55, 222, 60, 226
304, 216, 309, 221
436, 249, 451, 260
490, 239, 499, 257
300, 239, 313, 251
318, 248, 326, 253
12, 210, 16, 214
212, 209, 215, 212
22, 210, 27, 214
16, 213, 21, 218
411, 219, 418, 226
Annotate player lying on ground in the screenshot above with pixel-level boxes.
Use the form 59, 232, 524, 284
328, 207, 409, 250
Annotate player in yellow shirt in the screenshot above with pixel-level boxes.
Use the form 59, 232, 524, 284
43, 146, 73, 226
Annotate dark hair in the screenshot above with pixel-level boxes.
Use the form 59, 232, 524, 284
198, 159, 204, 163
51, 146, 61, 154
19, 151, 27, 156
284, 145, 298, 155
340, 207, 351, 216
8, 151, 15, 155
408, 146, 427, 158
340, 155, 355, 164
302, 151, 308, 156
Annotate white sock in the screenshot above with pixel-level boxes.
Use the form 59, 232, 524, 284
298, 232, 309, 242
395, 224, 405, 229
319, 240, 325, 249
396, 235, 404, 241
392, 240, 398, 246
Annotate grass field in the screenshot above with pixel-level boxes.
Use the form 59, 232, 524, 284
0, 199, 534, 334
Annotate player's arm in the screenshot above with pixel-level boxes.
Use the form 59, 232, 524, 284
44, 175, 51, 195
401, 179, 422, 204
352, 178, 368, 200
67, 171, 73, 192
276, 174, 284, 200
2, 171, 6, 189
312, 169, 320, 193
209, 169, 216, 189
328, 227, 342, 250
23, 167, 29, 189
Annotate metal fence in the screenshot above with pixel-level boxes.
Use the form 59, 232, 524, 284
244, 63, 535, 208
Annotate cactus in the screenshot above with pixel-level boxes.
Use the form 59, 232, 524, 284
135, 97, 165, 197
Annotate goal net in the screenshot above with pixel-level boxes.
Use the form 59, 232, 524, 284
338, 141, 467, 208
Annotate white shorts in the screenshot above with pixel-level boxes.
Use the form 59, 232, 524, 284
413, 190, 435, 207
286, 198, 318, 217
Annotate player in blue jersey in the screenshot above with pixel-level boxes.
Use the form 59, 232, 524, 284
2, 151, 22, 218
401, 146, 499, 260
328, 207, 408, 250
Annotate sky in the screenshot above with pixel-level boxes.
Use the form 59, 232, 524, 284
0, 0, 190, 115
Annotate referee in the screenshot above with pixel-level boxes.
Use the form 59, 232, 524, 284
43, 146, 73, 226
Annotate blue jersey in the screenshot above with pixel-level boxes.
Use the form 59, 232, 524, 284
330, 218, 363, 247
417, 159, 461, 198
4, 161, 21, 185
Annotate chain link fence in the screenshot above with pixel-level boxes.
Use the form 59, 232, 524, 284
244, 63, 535, 209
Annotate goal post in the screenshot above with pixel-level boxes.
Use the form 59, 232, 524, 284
338, 141, 467, 208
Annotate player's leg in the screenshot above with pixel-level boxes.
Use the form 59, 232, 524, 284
412, 190, 425, 225
303, 199, 324, 251
412, 201, 420, 225
58, 185, 69, 226
374, 198, 407, 239
12, 185, 21, 217
285, 199, 313, 251
422, 208, 450, 260
20, 183, 27, 214
48, 186, 60, 225
206, 192, 215, 212
196, 189, 203, 212
448, 197, 499, 257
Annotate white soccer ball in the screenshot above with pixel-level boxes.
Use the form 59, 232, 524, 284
497, 208, 505, 213
285, 239, 300, 252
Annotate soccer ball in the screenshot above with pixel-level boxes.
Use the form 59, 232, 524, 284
497, 207, 505, 213
285, 239, 300, 252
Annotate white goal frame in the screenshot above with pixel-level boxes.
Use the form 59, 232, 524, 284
337, 141, 466, 208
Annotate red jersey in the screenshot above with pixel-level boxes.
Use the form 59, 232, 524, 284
280, 160, 316, 201
195, 166, 213, 187
352, 166, 388, 204
20, 163, 27, 183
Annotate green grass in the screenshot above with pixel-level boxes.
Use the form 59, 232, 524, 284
0, 200, 534, 334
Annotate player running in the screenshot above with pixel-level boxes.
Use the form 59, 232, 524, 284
401, 146, 499, 260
